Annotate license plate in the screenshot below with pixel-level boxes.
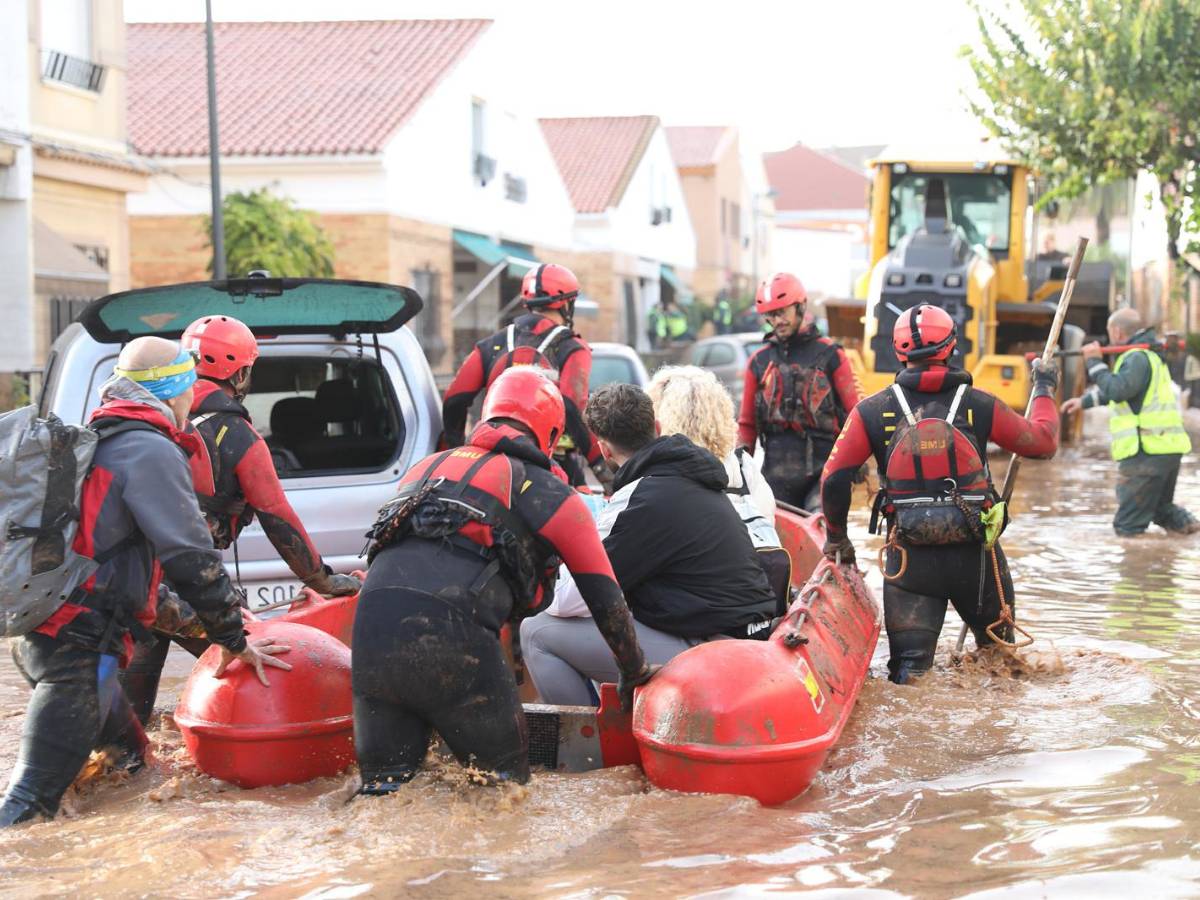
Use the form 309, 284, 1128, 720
247, 580, 305, 612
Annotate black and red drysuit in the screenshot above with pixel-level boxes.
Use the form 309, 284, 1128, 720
353, 421, 646, 789
121, 378, 332, 723
738, 324, 861, 511
441, 312, 601, 483
820, 363, 1059, 682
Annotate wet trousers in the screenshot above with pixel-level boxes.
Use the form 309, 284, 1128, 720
881, 541, 1014, 684
762, 433, 832, 512
1, 632, 148, 826
520, 612, 707, 706
352, 543, 528, 791
119, 632, 210, 725
1114, 453, 1197, 535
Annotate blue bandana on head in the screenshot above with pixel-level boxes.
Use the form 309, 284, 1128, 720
114, 348, 198, 400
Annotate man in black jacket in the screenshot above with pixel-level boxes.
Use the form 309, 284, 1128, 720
521, 383, 776, 705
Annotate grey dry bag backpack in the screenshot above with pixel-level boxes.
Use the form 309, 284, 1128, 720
0, 405, 105, 636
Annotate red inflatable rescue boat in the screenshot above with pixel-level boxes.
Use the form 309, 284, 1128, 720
631, 507, 881, 805
174, 620, 356, 788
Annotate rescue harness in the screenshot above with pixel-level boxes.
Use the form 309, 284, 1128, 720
365, 450, 560, 619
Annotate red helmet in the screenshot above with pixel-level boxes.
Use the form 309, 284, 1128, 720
181, 315, 259, 381
482, 367, 566, 456
893, 304, 957, 363
755, 272, 807, 314
521, 263, 580, 310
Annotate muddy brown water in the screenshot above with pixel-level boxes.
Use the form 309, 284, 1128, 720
3, 441, 1200, 898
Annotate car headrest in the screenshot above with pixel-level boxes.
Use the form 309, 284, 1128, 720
270, 396, 323, 442
315, 378, 361, 424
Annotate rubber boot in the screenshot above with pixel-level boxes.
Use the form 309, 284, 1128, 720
357, 768, 419, 796
0, 763, 63, 827
886, 630, 939, 684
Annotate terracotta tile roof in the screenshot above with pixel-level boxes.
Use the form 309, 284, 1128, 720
665, 126, 731, 169
539, 116, 659, 214
127, 19, 490, 157
764, 143, 869, 212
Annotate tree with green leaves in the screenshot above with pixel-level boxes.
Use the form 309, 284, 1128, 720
965, 0, 1200, 276
204, 188, 336, 278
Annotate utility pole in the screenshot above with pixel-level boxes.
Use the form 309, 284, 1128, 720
205, 0, 226, 280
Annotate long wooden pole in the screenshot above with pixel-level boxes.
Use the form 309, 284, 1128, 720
953, 236, 1088, 657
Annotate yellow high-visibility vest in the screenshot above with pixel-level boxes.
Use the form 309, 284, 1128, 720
1108, 348, 1191, 460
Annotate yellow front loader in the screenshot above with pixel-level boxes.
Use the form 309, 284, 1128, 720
826, 147, 1081, 410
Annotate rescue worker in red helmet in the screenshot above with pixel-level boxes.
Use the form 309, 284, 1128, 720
354, 368, 650, 790
738, 272, 861, 511
441, 263, 605, 488
118, 315, 359, 723
820, 304, 1060, 683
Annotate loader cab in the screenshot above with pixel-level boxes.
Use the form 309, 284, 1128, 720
854, 152, 1038, 408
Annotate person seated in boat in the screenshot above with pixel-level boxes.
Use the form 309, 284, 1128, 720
119, 314, 360, 726
353, 368, 651, 792
820, 305, 1060, 684
520, 383, 777, 706
647, 365, 780, 549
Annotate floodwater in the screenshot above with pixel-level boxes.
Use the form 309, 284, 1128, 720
4, 434, 1200, 898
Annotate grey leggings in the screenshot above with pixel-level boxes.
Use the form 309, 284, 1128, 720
520, 612, 708, 706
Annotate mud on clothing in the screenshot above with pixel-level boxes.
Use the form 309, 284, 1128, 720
1, 634, 147, 825
188, 380, 323, 576
738, 325, 860, 510
353, 422, 643, 788
441, 313, 601, 468
120, 379, 327, 724
821, 365, 1059, 682
4, 379, 247, 824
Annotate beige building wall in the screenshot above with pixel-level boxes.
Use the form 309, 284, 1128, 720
28, 0, 130, 152
25, 0, 146, 363
675, 132, 754, 302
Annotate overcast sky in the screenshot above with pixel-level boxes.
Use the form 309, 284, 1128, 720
123, 0, 991, 157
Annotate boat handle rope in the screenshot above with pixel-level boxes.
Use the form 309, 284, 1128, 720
782, 565, 836, 648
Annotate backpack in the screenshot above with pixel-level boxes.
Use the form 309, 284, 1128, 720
0, 406, 148, 636
484, 323, 572, 387
879, 383, 993, 546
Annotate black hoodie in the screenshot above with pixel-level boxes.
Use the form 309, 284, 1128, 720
604, 435, 776, 638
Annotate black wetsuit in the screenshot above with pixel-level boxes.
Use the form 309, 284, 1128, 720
353, 422, 644, 789
821, 365, 1059, 682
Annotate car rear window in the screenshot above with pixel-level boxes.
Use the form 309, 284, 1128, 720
243, 357, 404, 477
590, 355, 638, 390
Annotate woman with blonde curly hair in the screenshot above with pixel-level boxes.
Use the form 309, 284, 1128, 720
647, 366, 779, 546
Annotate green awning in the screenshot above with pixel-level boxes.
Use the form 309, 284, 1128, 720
453, 230, 538, 276
660, 264, 693, 305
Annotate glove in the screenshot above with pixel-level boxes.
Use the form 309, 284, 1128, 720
617, 663, 658, 713
822, 535, 856, 565
303, 566, 362, 598
152, 585, 207, 640
1030, 358, 1060, 399
590, 460, 616, 495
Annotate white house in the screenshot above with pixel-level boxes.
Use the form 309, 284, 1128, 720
125, 19, 582, 371
540, 115, 697, 350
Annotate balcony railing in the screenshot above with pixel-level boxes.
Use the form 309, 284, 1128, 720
41, 50, 106, 93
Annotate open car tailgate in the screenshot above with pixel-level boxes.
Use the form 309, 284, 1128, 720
78, 276, 423, 343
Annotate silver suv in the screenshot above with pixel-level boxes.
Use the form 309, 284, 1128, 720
38, 277, 441, 611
